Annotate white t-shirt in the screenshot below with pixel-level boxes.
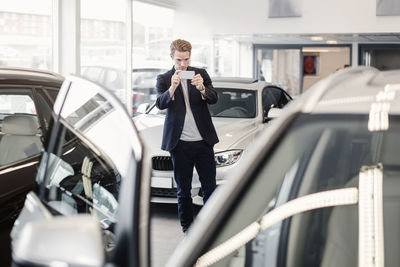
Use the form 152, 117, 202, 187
179, 80, 203, 141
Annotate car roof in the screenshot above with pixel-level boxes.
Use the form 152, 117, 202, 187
212, 77, 258, 84
298, 67, 400, 115
0, 67, 64, 87
212, 77, 281, 91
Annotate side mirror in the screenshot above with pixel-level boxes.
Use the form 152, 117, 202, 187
12, 215, 104, 267
264, 107, 283, 123
136, 103, 150, 114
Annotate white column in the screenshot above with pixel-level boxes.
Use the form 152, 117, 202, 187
53, 0, 80, 76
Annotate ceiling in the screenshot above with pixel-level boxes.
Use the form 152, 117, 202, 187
216, 33, 400, 44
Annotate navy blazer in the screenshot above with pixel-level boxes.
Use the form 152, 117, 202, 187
156, 66, 219, 152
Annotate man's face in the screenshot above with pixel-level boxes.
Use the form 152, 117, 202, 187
171, 50, 190, 71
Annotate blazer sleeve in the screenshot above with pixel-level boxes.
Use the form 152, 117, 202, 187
201, 69, 218, 104
155, 74, 173, 110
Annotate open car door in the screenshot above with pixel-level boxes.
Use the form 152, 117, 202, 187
11, 76, 151, 267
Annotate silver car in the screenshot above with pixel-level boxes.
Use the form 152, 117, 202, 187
133, 78, 292, 204
167, 67, 400, 267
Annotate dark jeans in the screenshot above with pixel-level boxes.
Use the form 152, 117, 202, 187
170, 140, 216, 232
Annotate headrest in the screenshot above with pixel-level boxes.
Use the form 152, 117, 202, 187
2, 115, 39, 135
220, 94, 231, 103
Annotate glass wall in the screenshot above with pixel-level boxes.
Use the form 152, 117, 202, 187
359, 44, 400, 70
255, 46, 301, 96
130, 1, 174, 114
213, 38, 253, 78
255, 45, 351, 97
0, 0, 52, 70
80, 0, 127, 102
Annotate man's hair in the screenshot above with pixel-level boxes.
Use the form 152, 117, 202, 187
170, 39, 192, 56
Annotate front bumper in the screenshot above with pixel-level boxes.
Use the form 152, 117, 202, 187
150, 163, 236, 205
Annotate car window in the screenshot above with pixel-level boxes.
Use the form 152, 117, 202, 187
36, 125, 120, 235
262, 86, 291, 117
45, 88, 59, 103
0, 94, 36, 118
132, 69, 166, 114
53, 77, 139, 178
35, 76, 143, 254
35, 88, 59, 131
0, 91, 42, 166
208, 88, 256, 118
194, 114, 400, 267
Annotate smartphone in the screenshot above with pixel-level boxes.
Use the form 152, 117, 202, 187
178, 71, 195, 80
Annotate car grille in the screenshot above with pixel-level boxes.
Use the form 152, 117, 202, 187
152, 156, 173, 170
151, 187, 177, 198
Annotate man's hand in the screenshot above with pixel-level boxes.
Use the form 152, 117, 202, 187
169, 70, 181, 98
191, 74, 205, 92
171, 70, 182, 90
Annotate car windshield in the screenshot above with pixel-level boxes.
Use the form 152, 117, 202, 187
147, 87, 257, 118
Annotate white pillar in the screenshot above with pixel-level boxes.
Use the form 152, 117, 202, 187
53, 0, 80, 76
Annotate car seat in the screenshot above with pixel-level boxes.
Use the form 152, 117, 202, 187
0, 114, 42, 166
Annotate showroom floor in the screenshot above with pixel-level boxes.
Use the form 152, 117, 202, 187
151, 203, 201, 267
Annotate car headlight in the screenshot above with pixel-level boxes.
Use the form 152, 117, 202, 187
214, 150, 243, 167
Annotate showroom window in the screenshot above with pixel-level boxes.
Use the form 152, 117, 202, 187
254, 44, 351, 96
80, 0, 127, 102
130, 1, 175, 113
132, 1, 174, 64
0, 0, 52, 70
213, 38, 253, 78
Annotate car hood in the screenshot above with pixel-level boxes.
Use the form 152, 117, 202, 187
133, 114, 259, 155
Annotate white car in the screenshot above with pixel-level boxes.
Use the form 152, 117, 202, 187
133, 77, 292, 204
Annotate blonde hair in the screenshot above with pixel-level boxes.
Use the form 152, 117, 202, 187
170, 39, 192, 56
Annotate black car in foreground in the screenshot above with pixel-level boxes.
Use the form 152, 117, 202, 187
0, 67, 63, 266
11, 67, 400, 267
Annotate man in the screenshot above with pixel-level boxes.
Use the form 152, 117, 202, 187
156, 39, 219, 233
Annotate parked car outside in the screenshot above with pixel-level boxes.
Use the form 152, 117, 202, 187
11, 75, 151, 267
80, 65, 168, 115
133, 78, 292, 205
166, 67, 400, 267
0, 67, 63, 266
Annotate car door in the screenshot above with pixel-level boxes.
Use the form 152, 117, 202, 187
11, 76, 151, 267
262, 86, 292, 121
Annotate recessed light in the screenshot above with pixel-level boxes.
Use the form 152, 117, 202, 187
311, 36, 324, 41
326, 40, 338, 44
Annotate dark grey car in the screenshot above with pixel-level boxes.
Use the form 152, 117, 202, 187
0, 67, 63, 266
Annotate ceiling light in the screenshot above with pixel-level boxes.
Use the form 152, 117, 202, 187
311, 36, 323, 41
326, 40, 337, 44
